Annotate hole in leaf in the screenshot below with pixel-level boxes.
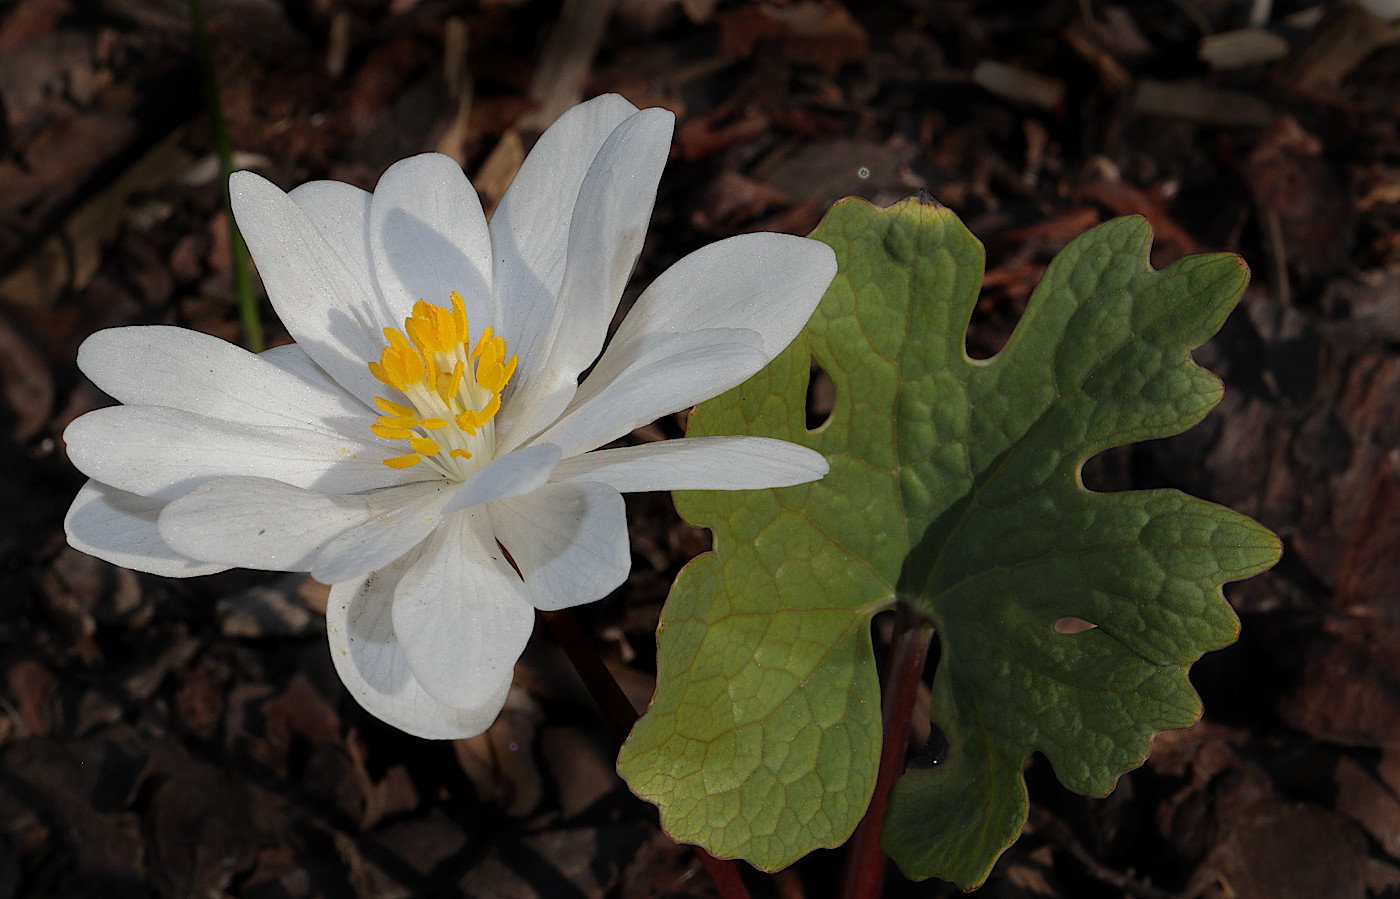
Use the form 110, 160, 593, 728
806, 357, 834, 432
907, 723, 948, 769
1053, 617, 1098, 635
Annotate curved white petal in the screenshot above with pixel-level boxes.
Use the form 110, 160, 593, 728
369, 153, 494, 338
287, 179, 375, 294
498, 108, 675, 453
490, 95, 638, 350
65, 480, 228, 577
549, 107, 674, 374
530, 330, 766, 457
231, 170, 393, 402
602, 232, 833, 380
489, 481, 629, 612
551, 436, 829, 493
392, 511, 535, 711
65, 406, 407, 501
489, 96, 640, 439
257, 342, 344, 394
566, 233, 835, 427
328, 552, 508, 739
78, 326, 372, 437
439, 442, 563, 516
311, 481, 457, 585
160, 477, 361, 571
156, 476, 446, 572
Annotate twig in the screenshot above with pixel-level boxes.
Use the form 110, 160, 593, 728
539, 608, 754, 899
188, 0, 263, 353
839, 609, 935, 899
1030, 807, 1191, 899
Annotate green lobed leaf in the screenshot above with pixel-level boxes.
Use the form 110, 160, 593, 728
617, 197, 1280, 884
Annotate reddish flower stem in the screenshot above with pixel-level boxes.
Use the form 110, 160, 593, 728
839, 610, 936, 899
540, 608, 753, 899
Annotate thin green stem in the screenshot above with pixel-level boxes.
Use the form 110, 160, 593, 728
539, 608, 754, 899
188, 0, 263, 352
839, 609, 935, 899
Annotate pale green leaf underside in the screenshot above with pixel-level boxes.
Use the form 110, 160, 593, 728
618, 198, 1280, 884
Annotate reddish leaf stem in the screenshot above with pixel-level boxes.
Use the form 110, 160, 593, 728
540, 608, 754, 899
540, 608, 639, 738
839, 610, 935, 899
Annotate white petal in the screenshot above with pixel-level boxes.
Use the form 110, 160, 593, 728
369, 154, 493, 337
489, 481, 629, 612
490, 95, 638, 344
327, 552, 508, 739
392, 511, 535, 711
65, 480, 227, 577
551, 436, 829, 493
257, 342, 344, 394
530, 330, 766, 457
78, 326, 372, 434
564, 232, 836, 430
311, 481, 458, 585
603, 233, 834, 377
231, 170, 394, 402
498, 109, 675, 453
64, 405, 406, 501
288, 179, 375, 293
550, 107, 674, 373
439, 442, 563, 516
155, 476, 439, 572
489, 96, 639, 438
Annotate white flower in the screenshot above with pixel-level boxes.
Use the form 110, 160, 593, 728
63, 94, 835, 739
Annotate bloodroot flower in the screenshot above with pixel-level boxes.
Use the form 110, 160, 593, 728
63, 95, 835, 738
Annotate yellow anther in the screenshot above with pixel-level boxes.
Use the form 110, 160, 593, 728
373, 342, 422, 389
434, 303, 456, 344
368, 360, 389, 388
480, 394, 501, 422
455, 410, 481, 434
372, 423, 415, 440
404, 316, 433, 355
442, 360, 464, 400
419, 417, 447, 430
471, 327, 494, 360
384, 454, 421, 469
450, 292, 468, 342
449, 448, 472, 460
371, 358, 404, 391
380, 359, 405, 391
375, 414, 419, 428
418, 301, 452, 354
476, 339, 499, 370
409, 436, 441, 456
375, 397, 415, 417
479, 359, 511, 394
384, 327, 415, 357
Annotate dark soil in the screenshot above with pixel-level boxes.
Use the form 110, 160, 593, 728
1, 0, 1398, 897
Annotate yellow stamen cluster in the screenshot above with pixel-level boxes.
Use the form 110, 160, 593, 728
368, 292, 518, 478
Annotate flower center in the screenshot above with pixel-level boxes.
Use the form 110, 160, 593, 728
368, 292, 517, 481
